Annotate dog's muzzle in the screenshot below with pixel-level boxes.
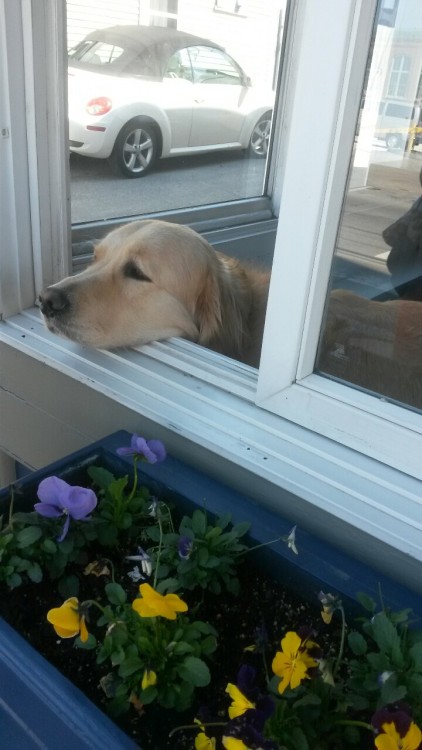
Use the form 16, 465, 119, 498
39, 287, 70, 319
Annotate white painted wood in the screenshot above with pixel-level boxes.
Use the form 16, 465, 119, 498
1, 313, 421, 596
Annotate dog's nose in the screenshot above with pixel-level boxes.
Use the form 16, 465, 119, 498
39, 287, 70, 318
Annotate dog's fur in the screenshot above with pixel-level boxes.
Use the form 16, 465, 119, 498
320, 289, 422, 408
39, 220, 270, 367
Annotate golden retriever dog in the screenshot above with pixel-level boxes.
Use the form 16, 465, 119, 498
39, 220, 270, 367
320, 289, 422, 408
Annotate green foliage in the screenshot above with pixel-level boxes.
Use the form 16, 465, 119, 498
150, 508, 250, 595
0, 456, 248, 715
261, 593, 422, 750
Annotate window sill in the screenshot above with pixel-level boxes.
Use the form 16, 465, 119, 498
0, 308, 421, 594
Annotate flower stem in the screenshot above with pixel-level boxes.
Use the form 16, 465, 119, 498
335, 719, 374, 732
129, 457, 139, 500
333, 605, 346, 677
153, 513, 163, 589
236, 535, 285, 556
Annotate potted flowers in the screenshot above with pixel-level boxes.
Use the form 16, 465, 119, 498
0, 430, 421, 750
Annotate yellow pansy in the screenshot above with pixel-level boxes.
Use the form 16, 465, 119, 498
195, 731, 216, 750
272, 631, 318, 694
132, 583, 188, 620
141, 669, 157, 690
375, 720, 422, 750
47, 597, 89, 642
225, 682, 256, 719
222, 737, 248, 750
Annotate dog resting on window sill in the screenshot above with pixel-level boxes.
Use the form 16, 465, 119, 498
319, 289, 422, 409
39, 220, 271, 368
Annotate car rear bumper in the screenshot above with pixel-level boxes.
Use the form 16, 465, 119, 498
68, 120, 114, 158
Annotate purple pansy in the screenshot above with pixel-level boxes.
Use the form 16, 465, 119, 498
372, 702, 415, 738
34, 476, 97, 542
223, 709, 278, 750
178, 535, 194, 560
116, 434, 166, 464
236, 665, 275, 720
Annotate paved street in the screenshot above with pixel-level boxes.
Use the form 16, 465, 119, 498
70, 150, 267, 224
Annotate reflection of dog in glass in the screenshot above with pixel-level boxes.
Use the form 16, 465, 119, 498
39, 220, 270, 367
320, 289, 422, 408
383, 167, 422, 300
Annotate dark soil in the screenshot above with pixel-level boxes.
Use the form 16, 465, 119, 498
0, 553, 336, 750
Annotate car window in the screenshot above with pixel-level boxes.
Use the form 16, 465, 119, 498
164, 49, 193, 82
188, 45, 243, 85
69, 40, 124, 66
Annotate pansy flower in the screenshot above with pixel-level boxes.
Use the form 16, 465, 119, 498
222, 709, 278, 750
318, 591, 341, 625
47, 597, 89, 642
372, 705, 422, 750
116, 434, 166, 463
132, 583, 188, 620
35, 476, 97, 541
141, 668, 157, 690
226, 665, 274, 722
272, 630, 319, 693
126, 546, 152, 578
195, 731, 216, 750
178, 534, 194, 560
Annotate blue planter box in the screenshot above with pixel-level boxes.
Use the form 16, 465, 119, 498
1, 430, 420, 749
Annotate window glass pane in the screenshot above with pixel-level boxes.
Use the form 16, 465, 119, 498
67, 1, 285, 223
317, 0, 422, 411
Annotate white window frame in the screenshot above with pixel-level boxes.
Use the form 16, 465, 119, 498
257, 0, 422, 480
1, 0, 421, 591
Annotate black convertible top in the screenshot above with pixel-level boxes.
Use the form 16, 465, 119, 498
69, 24, 225, 79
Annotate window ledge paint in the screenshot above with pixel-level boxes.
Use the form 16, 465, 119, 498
0, 309, 421, 595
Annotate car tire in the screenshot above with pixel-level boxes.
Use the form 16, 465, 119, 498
249, 112, 272, 158
112, 119, 159, 178
386, 132, 403, 151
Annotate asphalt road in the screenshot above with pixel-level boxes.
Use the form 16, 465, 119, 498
70, 149, 267, 224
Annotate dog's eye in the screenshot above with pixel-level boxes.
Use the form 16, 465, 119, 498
123, 261, 151, 282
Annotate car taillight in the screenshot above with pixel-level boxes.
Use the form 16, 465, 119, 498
86, 97, 112, 115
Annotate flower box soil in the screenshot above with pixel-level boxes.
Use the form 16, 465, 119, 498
0, 554, 337, 750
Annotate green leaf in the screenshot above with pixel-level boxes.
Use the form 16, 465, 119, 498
75, 633, 97, 649
191, 510, 207, 537
177, 656, 210, 686
409, 641, 422, 671
16, 525, 43, 548
370, 612, 401, 655
381, 681, 407, 704
290, 727, 309, 750
88, 465, 117, 490
139, 686, 158, 705
293, 693, 322, 708
232, 521, 251, 537
41, 538, 57, 554
105, 582, 127, 605
6, 572, 22, 589
348, 631, 368, 655
111, 646, 126, 665
119, 655, 143, 678
27, 562, 43, 583
356, 592, 377, 613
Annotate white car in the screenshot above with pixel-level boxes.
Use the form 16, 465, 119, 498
68, 25, 274, 177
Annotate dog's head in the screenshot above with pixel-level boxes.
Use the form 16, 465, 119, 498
39, 220, 224, 349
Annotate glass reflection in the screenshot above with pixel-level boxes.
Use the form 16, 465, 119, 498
317, 0, 422, 411
67, 1, 285, 223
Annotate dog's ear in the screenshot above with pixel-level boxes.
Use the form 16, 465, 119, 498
195, 272, 222, 343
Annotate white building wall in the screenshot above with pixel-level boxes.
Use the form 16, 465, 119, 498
66, 0, 284, 90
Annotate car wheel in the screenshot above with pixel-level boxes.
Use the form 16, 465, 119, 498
113, 119, 159, 177
386, 133, 403, 151
249, 112, 272, 158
